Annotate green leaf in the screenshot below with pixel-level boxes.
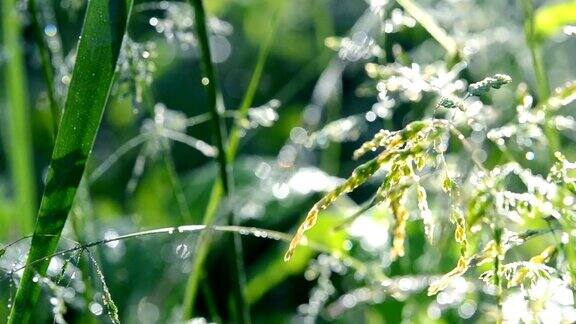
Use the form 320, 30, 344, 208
535, 1, 576, 40
7, 0, 134, 322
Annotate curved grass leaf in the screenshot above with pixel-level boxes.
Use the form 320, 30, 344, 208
7, 0, 134, 322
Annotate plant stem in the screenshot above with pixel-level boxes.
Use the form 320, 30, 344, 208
313, 0, 342, 175
521, 0, 558, 159
521, 0, 550, 100
182, 1, 282, 320
28, 0, 61, 136
183, 0, 249, 322
191, 0, 230, 194
492, 225, 503, 324
396, 0, 459, 60
2, 0, 37, 235
227, 5, 282, 159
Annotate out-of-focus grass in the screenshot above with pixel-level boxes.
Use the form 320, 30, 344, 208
2, 0, 36, 236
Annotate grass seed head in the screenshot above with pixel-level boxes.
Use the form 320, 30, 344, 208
468, 74, 512, 96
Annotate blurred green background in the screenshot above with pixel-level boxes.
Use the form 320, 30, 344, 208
1, 0, 576, 323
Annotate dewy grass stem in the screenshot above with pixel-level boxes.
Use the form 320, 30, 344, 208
183, 0, 249, 321
182, 1, 283, 321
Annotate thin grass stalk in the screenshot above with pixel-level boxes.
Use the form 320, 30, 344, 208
2, 0, 37, 235
396, 0, 459, 60
183, 0, 251, 321
28, 0, 61, 136
190, 0, 230, 193
182, 2, 282, 319
520, 0, 550, 100
313, 0, 342, 175
520, 0, 558, 160
161, 143, 192, 223
7, 0, 133, 322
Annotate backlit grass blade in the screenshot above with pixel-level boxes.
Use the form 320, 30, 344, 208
2, 0, 37, 235
7, 0, 134, 322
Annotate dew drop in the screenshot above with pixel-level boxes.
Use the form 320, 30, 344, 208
525, 151, 535, 160
365, 111, 377, 122
32, 276, 39, 283
149, 17, 159, 27
44, 24, 57, 37
104, 230, 119, 248
89, 302, 103, 316
201, 77, 210, 86
175, 244, 190, 259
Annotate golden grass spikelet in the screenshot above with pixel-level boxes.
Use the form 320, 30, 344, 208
428, 256, 469, 295
353, 130, 400, 160
427, 207, 469, 295
286, 119, 447, 261
284, 155, 385, 261
390, 190, 409, 261
541, 80, 576, 112
509, 245, 556, 287
416, 185, 434, 242
353, 120, 434, 161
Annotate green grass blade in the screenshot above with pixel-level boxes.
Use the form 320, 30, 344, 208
7, 0, 134, 322
181, 2, 283, 319
2, 0, 37, 235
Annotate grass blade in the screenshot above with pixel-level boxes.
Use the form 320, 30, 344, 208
7, 0, 134, 322
2, 0, 37, 235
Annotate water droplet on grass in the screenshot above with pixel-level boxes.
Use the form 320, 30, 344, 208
175, 244, 190, 259
104, 230, 119, 248
44, 24, 57, 37
89, 302, 103, 316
